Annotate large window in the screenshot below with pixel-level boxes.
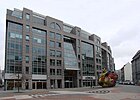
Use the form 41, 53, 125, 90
81, 42, 94, 76
32, 28, 47, 75
64, 42, 79, 70
6, 22, 22, 73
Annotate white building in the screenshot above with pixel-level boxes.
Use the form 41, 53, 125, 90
123, 62, 132, 81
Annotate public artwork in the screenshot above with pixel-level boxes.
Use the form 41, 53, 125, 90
98, 68, 118, 87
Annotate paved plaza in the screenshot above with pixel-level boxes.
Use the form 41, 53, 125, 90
0, 85, 140, 100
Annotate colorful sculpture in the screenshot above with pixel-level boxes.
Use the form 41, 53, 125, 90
98, 68, 118, 87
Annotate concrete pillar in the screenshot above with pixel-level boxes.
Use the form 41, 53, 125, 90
29, 79, 32, 90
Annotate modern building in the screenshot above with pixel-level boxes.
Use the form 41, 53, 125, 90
4, 8, 115, 90
120, 62, 132, 82
131, 50, 140, 84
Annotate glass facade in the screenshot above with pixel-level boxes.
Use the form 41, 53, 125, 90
81, 42, 94, 76
6, 22, 22, 73
32, 28, 47, 75
64, 42, 79, 70
81, 42, 95, 87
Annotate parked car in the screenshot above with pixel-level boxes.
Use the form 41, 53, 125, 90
123, 81, 130, 85
130, 81, 135, 85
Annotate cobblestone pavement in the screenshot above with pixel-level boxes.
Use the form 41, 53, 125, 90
0, 86, 140, 100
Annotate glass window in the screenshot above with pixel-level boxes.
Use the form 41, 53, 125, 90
10, 33, 15, 38
77, 30, 80, 36
56, 42, 61, 48
26, 56, 29, 63
50, 59, 55, 66
26, 67, 29, 74
26, 35, 30, 41
32, 15, 45, 25
49, 31, 55, 39
56, 23, 61, 30
26, 13, 30, 20
26, 25, 30, 32
26, 45, 29, 53
56, 33, 61, 40
57, 69, 61, 75
50, 69, 55, 75
50, 50, 55, 57
50, 41, 55, 48
57, 60, 61, 66
56, 51, 62, 57
50, 22, 55, 29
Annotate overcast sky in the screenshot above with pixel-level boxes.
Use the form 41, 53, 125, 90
0, 0, 140, 70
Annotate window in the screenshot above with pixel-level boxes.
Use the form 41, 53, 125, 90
26, 67, 29, 74
56, 23, 61, 30
10, 33, 15, 38
26, 56, 29, 63
50, 22, 61, 30
50, 69, 55, 75
26, 45, 29, 53
26, 13, 30, 20
77, 30, 80, 36
50, 59, 55, 66
57, 69, 61, 75
50, 22, 55, 29
57, 60, 62, 66
26, 35, 30, 41
56, 51, 62, 57
26, 25, 30, 32
56, 42, 61, 48
50, 50, 55, 57
50, 41, 55, 48
56, 33, 61, 40
49, 31, 55, 39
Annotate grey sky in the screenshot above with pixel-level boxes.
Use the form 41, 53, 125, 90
0, 0, 140, 70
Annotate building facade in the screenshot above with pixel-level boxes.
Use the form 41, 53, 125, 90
4, 8, 114, 90
120, 62, 132, 82
131, 50, 140, 84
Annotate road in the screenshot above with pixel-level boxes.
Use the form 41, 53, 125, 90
0, 85, 140, 100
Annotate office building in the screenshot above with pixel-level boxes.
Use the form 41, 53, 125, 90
4, 8, 114, 90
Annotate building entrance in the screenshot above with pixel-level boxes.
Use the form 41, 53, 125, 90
64, 70, 77, 88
